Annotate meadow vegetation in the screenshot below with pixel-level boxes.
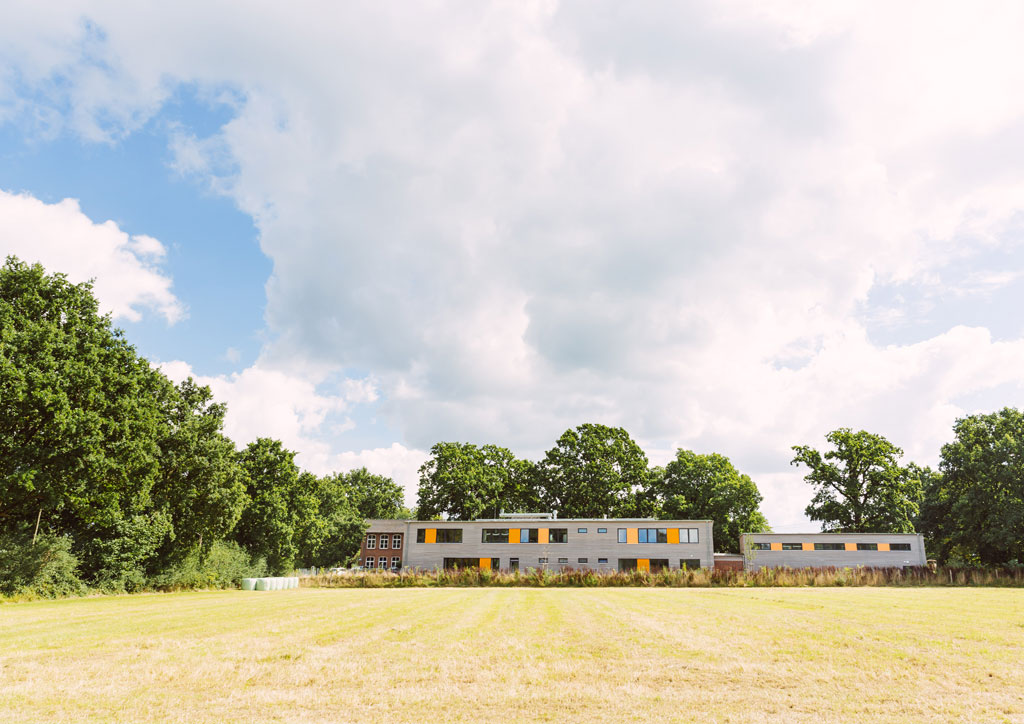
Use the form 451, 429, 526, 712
2, 587, 1022, 723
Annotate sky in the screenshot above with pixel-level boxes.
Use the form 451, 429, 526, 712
3, 1, 1024, 532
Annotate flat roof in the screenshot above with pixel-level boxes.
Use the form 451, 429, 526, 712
367, 518, 714, 524
740, 532, 921, 537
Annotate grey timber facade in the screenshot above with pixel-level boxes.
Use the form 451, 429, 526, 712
741, 532, 927, 570
361, 518, 715, 572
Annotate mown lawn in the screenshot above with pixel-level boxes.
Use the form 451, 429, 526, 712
2, 587, 1022, 723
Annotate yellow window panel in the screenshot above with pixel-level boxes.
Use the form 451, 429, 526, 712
770, 542, 782, 551
538, 528, 549, 544
637, 559, 650, 572
626, 528, 639, 544
878, 543, 890, 551
667, 528, 679, 544
507, 528, 519, 544
425, 529, 436, 544
844, 542, 857, 551
479, 558, 491, 570
802, 542, 814, 551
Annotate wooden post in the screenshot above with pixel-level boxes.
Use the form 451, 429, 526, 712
32, 507, 42, 545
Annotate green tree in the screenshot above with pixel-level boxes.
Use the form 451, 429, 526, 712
791, 428, 920, 533
417, 442, 537, 520
234, 438, 307, 574
926, 408, 1024, 565
148, 378, 247, 571
338, 467, 406, 520
649, 449, 770, 553
537, 424, 648, 518
0, 257, 172, 582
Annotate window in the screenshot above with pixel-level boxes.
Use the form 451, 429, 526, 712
365, 556, 374, 567
378, 536, 388, 550
443, 558, 479, 569
519, 529, 539, 543
650, 559, 670, 572
781, 543, 802, 550
598, 558, 608, 564
617, 529, 627, 543
538, 558, 548, 564
509, 558, 519, 571
679, 559, 701, 570
577, 528, 588, 534
637, 528, 668, 543
366, 534, 376, 549
416, 529, 426, 543
435, 529, 463, 543
578, 558, 588, 564
638, 528, 648, 543
680, 528, 699, 544
618, 559, 637, 571
392, 534, 402, 549
751, 542, 771, 551
490, 558, 500, 570
597, 528, 607, 534
482, 529, 510, 543
857, 543, 878, 551
377, 558, 387, 569
814, 543, 845, 551
889, 543, 912, 551
549, 528, 568, 543
391, 557, 400, 569
558, 558, 568, 564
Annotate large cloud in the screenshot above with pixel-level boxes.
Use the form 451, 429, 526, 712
0, 190, 183, 322
5, 2, 1024, 529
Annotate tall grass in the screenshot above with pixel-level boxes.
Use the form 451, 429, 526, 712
302, 565, 1024, 589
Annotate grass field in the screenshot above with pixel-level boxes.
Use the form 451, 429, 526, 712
2, 588, 1023, 723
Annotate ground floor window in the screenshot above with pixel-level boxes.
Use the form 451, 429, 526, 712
598, 558, 608, 564
578, 558, 588, 564
442, 558, 480, 569
679, 559, 701, 570
391, 557, 401, 569
377, 558, 387, 569
365, 556, 374, 567
557, 557, 568, 564
509, 557, 519, 571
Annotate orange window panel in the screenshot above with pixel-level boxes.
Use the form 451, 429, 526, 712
844, 542, 857, 551
538, 528, 549, 544
425, 529, 436, 544
637, 559, 650, 572
802, 542, 814, 551
479, 558, 491, 570
878, 543, 890, 551
770, 542, 782, 551
667, 528, 679, 544
626, 528, 639, 544
507, 528, 519, 544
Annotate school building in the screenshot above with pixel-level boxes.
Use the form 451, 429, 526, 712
740, 532, 927, 570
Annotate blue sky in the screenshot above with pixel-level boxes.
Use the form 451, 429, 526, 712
3, 2, 1024, 530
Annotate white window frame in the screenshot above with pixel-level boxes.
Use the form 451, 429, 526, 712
392, 534, 402, 549
366, 534, 376, 549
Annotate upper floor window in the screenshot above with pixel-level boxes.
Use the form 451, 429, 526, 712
519, 529, 539, 543
751, 542, 771, 551
366, 534, 376, 549
392, 534, 402, 549
617, 529, 627, 543
889, 543, 912, 551
482, 529, 510, 543
436, 529, 463, 543
549, 528, 568, 543
815, 543, 844, 551
781, 543, 802, 550
638, 528, 668, 544
378, 536, 388, 550
597, 528, 607, 534
857, 543, 878, 551
680, 528, 699, 544
577, 528, 588, 534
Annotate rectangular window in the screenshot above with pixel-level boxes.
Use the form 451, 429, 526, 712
549, 528, 568, 543
538, 558, 548, 564
365, 556, 374, 567
814, 543, 845, 551
688, 529, 699, 544
391, 557, 400, 569
656, 528, 668, 543
378, 536, 388, 550
598, 557, 608, 564
638, 528, 649, 544
442, 558, 479, 569
519, 529, 539, 543
509, 557, 519, 571
435, 528, 463, 543
577, 528, 588, 534
679, 559, 701, 570
366, 534, 376, 549
597, 528, 607, 534
679, 528, 699, 544
650, 559, 670, 572
558, 558, 568, 564
618, 528, 627, 543
781, 543, 802, 550
578, 558, 588, 564
889, 543, 912, 551
482, 528, 510, 543
751, 542, 771, 551
416, 529, 426, 543
392, 534, 402, 549
618, 558, 638, 571
857, 543, 878, 551
377, 558, 387, 569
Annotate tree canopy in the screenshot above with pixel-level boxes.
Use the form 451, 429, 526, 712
417, 442, 536, 520
791, 428, 920, 533
649, 449, 770, 553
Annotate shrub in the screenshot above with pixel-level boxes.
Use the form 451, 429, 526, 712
146, 541, 267, 591
0, 530, 84, 598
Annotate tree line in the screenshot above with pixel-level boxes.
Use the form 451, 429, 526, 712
0, 258, 405, 594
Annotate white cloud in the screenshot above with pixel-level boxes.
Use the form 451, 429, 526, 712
0, 190, 183, 322
8, 2, 1024, 527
